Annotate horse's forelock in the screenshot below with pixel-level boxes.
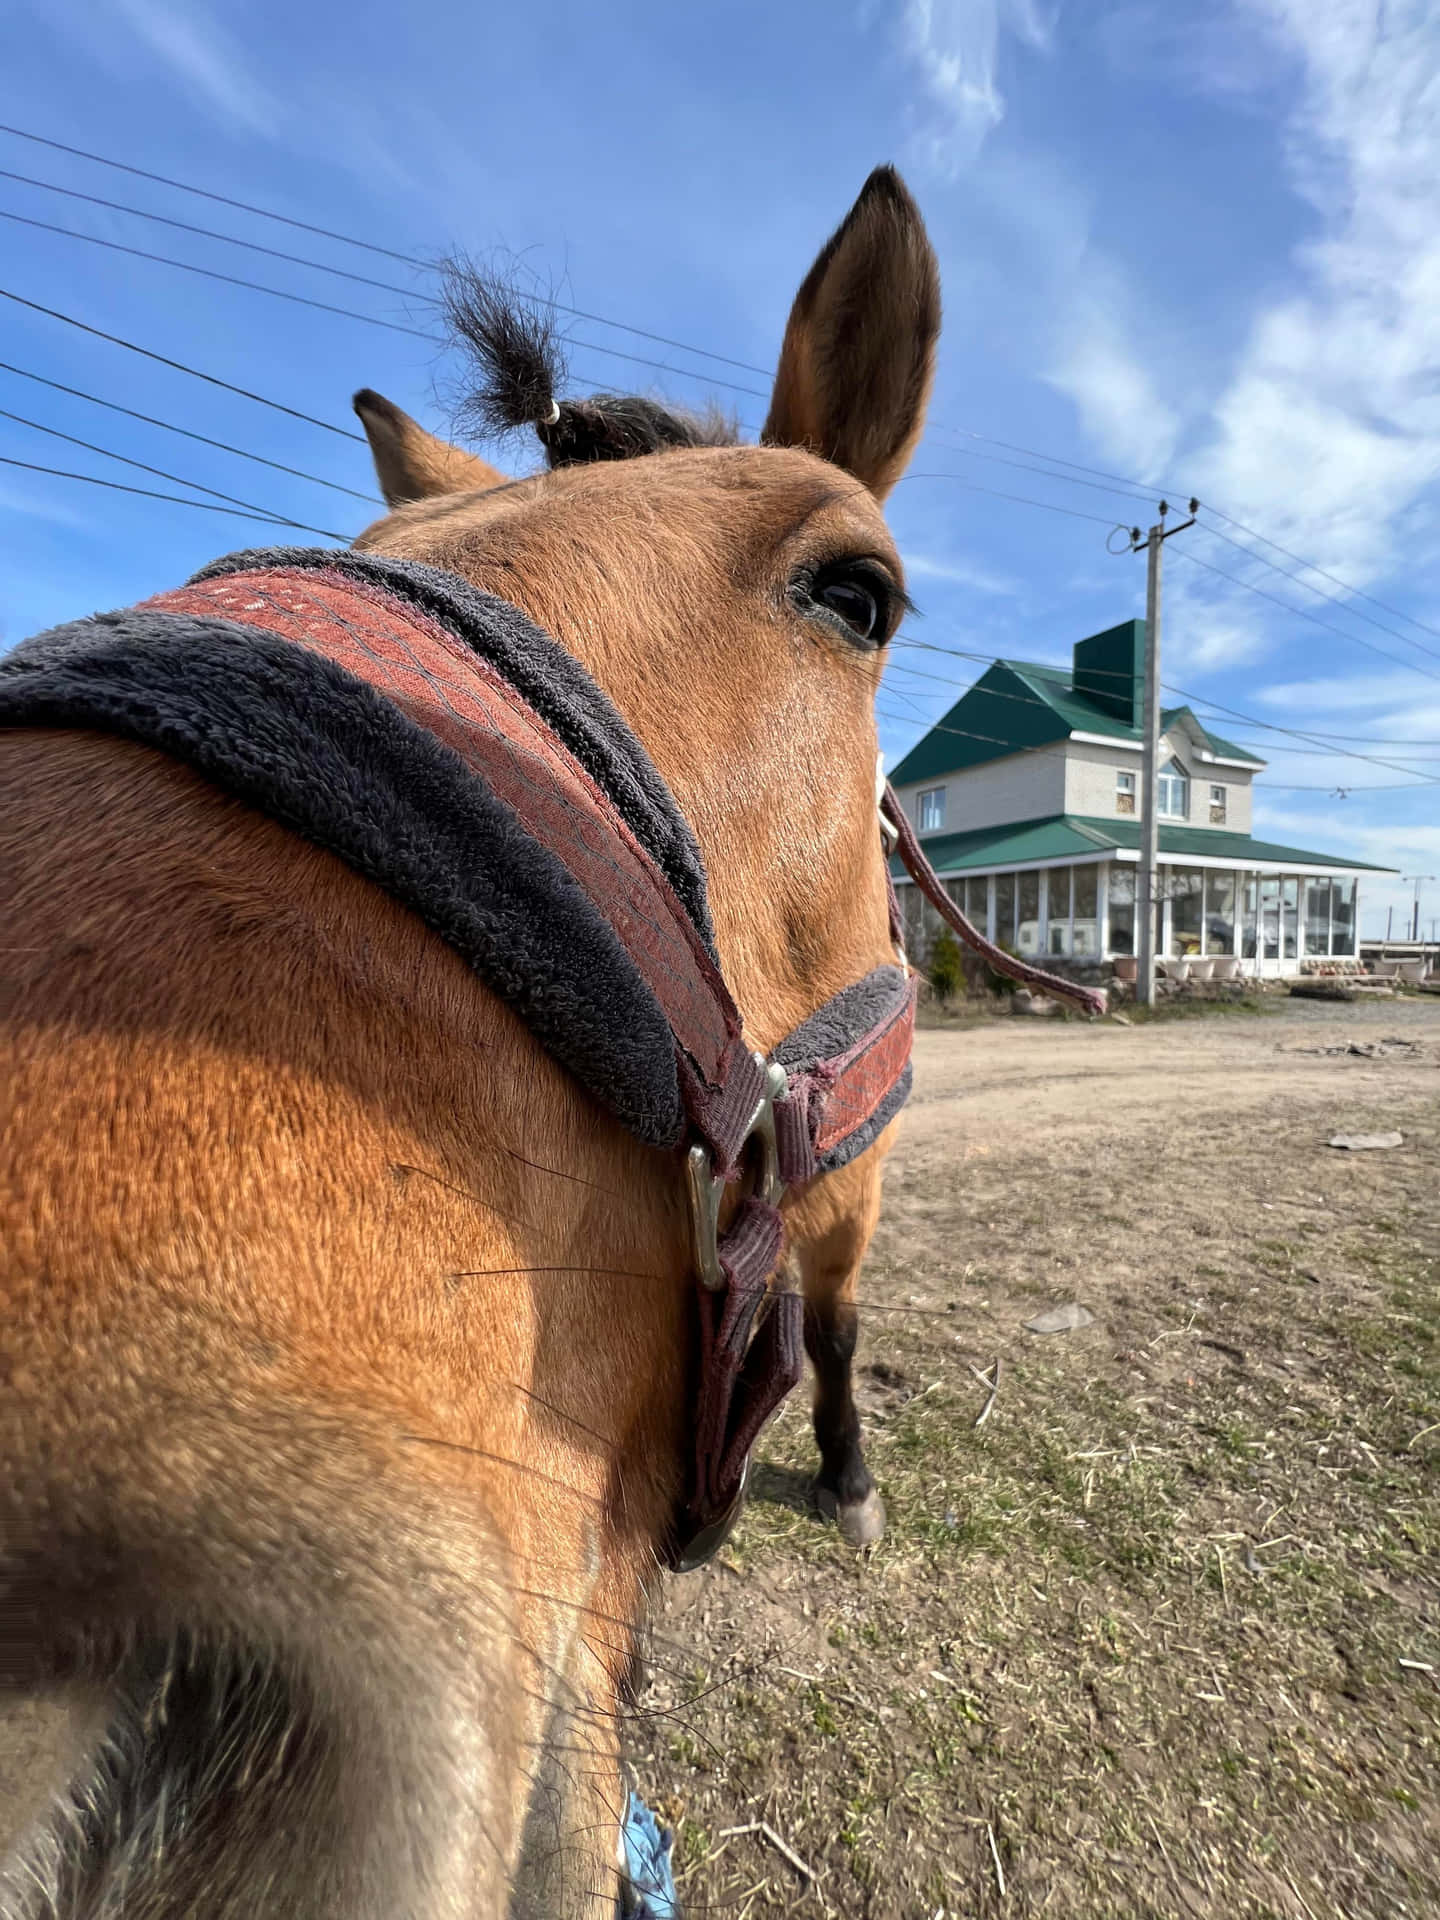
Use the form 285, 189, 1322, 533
441, 262, 737, 473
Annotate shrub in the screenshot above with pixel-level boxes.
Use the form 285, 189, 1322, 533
928, 927, 964, 1000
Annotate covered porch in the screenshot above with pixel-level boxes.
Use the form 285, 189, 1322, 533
894, 816, 1386, 980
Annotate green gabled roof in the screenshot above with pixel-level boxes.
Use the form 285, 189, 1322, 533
892, 813, 1393, 877
887, 621, 1266, 783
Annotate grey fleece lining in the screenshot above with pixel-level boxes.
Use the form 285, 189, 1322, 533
191, 547, 717, 957
0, 599, 687, 1146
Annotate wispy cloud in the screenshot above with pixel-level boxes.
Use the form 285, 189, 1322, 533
1254, 671, 1440, 714
109, 0, 276, 134
1043, 271, 1181, 484
903, 550, 1020, 595
895, 0, 1058, 170
1191, 0, 1440, 587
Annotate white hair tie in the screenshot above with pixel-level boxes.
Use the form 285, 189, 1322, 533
541, 400, 561, 426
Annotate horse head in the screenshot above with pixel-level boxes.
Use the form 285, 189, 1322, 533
0, 168, 938, 1918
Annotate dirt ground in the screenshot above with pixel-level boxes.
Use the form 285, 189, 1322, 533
629, 997, 1440, 1920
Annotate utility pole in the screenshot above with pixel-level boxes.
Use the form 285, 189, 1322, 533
1402, 875, 1435, 944
1132, 499, 1197, 1008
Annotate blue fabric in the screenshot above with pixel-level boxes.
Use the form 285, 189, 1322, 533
619, 1793, 678, 1918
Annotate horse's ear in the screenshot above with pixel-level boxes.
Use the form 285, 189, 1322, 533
353, 390, 507, 507
762, 167, 940, 501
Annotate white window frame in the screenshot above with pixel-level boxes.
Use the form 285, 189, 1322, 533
1157, 759, 1190, 820
1209, 782, 1227, 825
917, 786, 946, 832
1115, 769, 1136, 815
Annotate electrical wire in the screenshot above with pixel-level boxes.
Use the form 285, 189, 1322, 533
0, 185, 771, 400
0, 287, 367, 440
0, 360, 380, 503
889, 635, 1440, 783
1170, 543, 1440, 685
13, 115, 1440, 690
0, 405, 346, 534
0, 122, 775, 378
0, 453, 344, 533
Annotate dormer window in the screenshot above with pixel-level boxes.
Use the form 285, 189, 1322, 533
1157, 759, 1189, 819
1115, 770, 1136, 815
1209, 783, 1227, 825
917, 786, 946, 832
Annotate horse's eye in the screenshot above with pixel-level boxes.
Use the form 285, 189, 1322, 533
803, 563, 897, 645
819, 577, 881, 640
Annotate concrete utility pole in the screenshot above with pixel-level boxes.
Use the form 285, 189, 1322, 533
1403, 875, 1435, 944
1133, 499, 1197, 1008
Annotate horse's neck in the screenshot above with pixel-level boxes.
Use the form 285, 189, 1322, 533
3, 728, 688, 1912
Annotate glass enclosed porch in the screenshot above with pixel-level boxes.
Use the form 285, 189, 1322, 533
899, 857, 1360, 975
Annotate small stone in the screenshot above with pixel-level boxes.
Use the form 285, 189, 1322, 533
1328, 1131, 1404, 1151
1025, 1303, 1096, 1335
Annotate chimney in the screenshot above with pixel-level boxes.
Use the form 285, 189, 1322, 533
1072, 619, 1144, 726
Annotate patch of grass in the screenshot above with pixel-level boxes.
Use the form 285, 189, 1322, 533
629, 1017, 1440, 1918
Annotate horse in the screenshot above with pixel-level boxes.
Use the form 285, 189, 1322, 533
0, 165, 940, 1917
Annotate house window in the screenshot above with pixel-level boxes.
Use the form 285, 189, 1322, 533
1157, 759, 1189, 819
917, 786, 946, 832
1209, 783, 1227, 825
1108, 865, 1136, 956
1115, 770, 1136, 815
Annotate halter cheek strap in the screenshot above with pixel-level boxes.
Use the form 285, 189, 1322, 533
0, 548, 922, 1571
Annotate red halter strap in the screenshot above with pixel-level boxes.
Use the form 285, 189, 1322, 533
126, 563, 916, 1568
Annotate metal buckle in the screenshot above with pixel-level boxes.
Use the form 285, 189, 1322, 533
684, 1054, 788, 1292
669, 1455, 752, 1574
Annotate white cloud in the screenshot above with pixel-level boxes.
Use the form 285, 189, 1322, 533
903, 550, 1020, 594
896, 0, 1058, 169
0, 483, 90, 530
111, 0, 276, 134
1191, 0, 1440, 586
1043, 278, 1180, 482
1254, 671, 1440, 714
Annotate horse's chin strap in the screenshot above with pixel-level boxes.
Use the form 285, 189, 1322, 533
667, 783, 1108, 1571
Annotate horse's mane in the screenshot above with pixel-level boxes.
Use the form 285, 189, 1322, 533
442, 264, 738, 469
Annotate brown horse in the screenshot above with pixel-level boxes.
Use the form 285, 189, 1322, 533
0, 168, 939, 1917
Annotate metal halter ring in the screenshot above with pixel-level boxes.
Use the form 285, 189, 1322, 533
684, 1054, 788, 1292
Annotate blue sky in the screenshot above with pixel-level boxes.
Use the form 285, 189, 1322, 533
3, 0, 1438, 937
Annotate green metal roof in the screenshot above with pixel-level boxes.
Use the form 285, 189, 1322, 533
892, 813, 1393, 876
887, 621, 1265, 785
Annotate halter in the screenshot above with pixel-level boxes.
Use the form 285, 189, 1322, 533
0, 547, 1102, 1570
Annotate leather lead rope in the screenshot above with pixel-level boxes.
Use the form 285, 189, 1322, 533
882, 785, 1109, 1019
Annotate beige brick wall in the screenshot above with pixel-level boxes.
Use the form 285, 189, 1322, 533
1063, 736, 1254, 832
893, 746, 1067, 838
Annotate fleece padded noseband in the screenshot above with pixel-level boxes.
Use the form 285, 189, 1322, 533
1, 548, 918, 1562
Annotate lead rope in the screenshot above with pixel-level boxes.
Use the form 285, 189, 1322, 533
881, 784, 1109, 1018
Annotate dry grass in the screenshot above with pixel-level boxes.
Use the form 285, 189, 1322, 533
629, 1002, 1440, 1919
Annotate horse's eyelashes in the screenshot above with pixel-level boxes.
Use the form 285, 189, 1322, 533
795, 559, 902, 647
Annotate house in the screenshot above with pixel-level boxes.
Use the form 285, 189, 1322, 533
888, 618, 1392, 978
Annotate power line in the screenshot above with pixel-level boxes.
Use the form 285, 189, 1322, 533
0, 122, 774, 378
1204, 505, 1440, 658
0, 169, 770, 396
0, 360, 380, 504
0, 206, 442, 341
889, 635, 1440, 783
1170, 543, 1440, 686
884, 647, 1440, 753
0, 203, 770, 402
0, 407, 346, 537
0, 453, 343, 533
914, 437, 1161, 508
1196, 517, 1440, 670
12, 112, 1440, 682
0, 287, 367, 440
898, 472, 1128, 529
